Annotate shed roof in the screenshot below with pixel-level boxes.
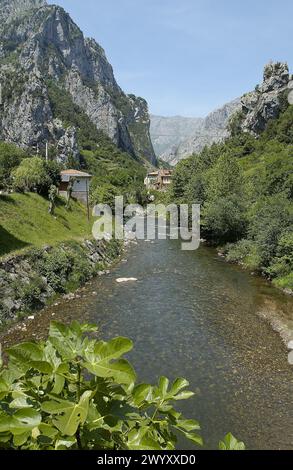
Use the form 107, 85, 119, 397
60, 169, 92, 178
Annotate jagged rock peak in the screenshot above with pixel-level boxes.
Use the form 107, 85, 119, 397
240, 61, 291, 135
0, 0, 46, 21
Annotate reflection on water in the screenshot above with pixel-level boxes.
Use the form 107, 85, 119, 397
1, 239, 293, 450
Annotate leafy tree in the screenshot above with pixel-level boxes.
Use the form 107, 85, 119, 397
0, 141, 26, 190
203, 153, 247, 241
90, 183, 121, 211
248, 195, 293, 268
12, 157, 57, 196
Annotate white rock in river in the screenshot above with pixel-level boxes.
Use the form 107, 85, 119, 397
116, 278, 138, 283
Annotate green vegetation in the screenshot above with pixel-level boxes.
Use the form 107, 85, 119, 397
12, 157, 61, 195
0, 193, 92, 257
170, 105, 293, 290
0, 321, 245, 450
0, 142, 27, 190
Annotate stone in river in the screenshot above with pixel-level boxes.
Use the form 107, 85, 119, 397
116, 278, 138, 283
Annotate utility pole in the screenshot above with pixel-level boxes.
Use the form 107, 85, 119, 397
45, 141, 48, 162
86, 178, 90, 223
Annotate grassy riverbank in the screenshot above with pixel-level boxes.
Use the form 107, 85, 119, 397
0, 193, 93, 257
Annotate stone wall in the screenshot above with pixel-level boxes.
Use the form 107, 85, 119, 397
0, 238, 121, 325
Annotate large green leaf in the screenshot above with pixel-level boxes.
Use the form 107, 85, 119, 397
0, 409, 41, 436
42, 391, 92, 437
83, 337, 135, 385
219, 433, 246, 450
132, 384, 153, 406
127, 427, 162, 450
7, 343, 43, 366
84, 358, 136, 385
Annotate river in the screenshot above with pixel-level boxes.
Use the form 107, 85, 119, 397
1, 238, 293, 450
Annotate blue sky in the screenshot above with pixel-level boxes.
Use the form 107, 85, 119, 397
48, 0, 293, 117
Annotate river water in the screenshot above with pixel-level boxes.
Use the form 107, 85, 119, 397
1, 238, 293, 450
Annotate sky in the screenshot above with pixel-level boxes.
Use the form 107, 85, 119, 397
48, 0, 293, 117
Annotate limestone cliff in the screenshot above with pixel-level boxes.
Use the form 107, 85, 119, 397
0, 0, 157, 164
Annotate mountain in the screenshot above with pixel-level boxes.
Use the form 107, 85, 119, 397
150, 115, 204, 159
152, 62, 291, 166
151, 99, 241, 166
0, 0, 157, 165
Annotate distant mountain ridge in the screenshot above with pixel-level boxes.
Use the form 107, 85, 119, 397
151, 99, 241, 166
0, 0, 157, 165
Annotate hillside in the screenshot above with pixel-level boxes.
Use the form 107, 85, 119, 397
170, 72, 293, 290
0, 0, 157, 165
0, 192, 92, 257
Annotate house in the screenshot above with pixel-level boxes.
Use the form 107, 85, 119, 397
59, 169, 92, 205
144, 171, 159, 190
144, 169, 173, 191
157, 169, 173, 190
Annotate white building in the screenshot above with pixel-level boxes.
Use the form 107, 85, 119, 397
59, 169, 92, 205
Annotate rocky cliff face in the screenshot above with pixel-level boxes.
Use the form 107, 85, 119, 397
152, 99, 241, 166
152, 62, 291, 166
150, 115, 204, 160
0, 0, 157, 164
240, 62, 290, 135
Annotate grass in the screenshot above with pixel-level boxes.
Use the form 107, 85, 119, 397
0, 193, 93, 257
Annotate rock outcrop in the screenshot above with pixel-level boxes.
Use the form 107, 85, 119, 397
240, 62, 290, 135
0, 0, 156, 164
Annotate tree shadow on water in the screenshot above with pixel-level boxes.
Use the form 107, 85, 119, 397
0, 225, 30, 257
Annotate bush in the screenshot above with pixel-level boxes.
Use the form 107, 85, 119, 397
16, 277, 47, 311
36, 247, 72, 293
0, 321, 245, 451
225, 239, 261, 270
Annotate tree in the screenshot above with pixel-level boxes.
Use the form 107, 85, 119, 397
0, 142, 25, 190
66, 177, 75, 210
48, 185, 58, 215
13, 157, 52, 195
90, 183, 120, 211
203, 153, 247, 241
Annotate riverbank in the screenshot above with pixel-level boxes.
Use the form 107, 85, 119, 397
217, 247, 293, 298
0, 238, 122, 328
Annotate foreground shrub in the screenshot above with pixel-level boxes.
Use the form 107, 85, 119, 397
0, 321, 244, 450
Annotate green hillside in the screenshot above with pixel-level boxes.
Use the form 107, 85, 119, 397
0, 193, 92, 257
170, 105, 293, 290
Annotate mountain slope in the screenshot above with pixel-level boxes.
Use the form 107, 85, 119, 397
151, 99, 241, 166
0, 0, 157, 165
150, 115, 204, 158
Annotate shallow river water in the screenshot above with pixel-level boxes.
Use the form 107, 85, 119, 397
1, 238, 293, 450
